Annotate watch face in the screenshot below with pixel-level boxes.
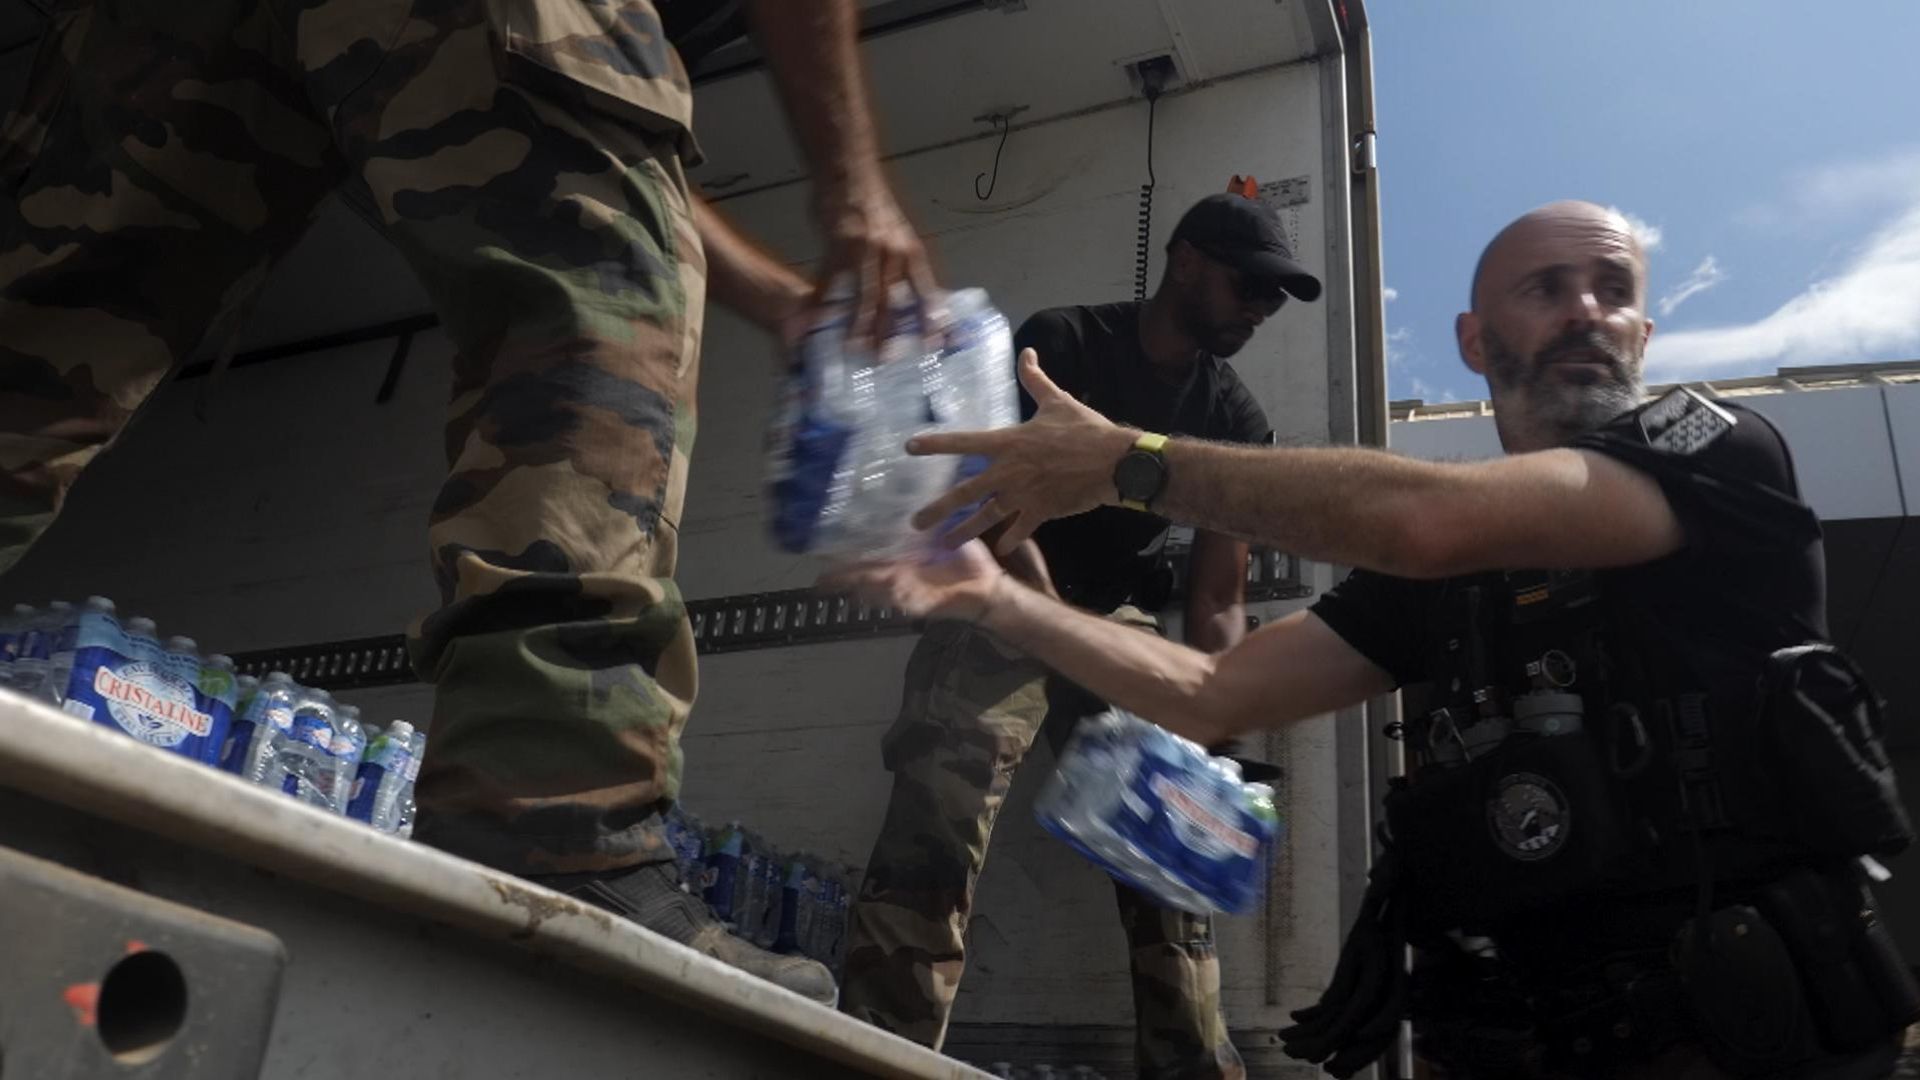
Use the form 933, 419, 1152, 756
1115, 449, 1165, 504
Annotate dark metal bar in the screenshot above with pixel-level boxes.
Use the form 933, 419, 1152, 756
228, 551, 1311, 690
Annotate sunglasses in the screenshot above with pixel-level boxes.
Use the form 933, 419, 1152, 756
1232, 272, 1290, 308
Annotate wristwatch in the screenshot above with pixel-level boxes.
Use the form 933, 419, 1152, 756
1114, 432, 1170, 511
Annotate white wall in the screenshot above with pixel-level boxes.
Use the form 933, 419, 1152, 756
3, 60, 1349, 1038
1390, 385, 1912, 522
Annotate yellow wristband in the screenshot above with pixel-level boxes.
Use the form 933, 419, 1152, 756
1118, 432, 1170, 511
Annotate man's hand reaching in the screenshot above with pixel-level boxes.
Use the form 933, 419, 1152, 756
821, 539, 1009, 623
909, 349, 1137, 554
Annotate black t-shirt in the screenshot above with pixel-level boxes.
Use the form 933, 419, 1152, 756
1015, 302, 1274, 610
1310, 394, 1825, 692
656, 0, 748, 69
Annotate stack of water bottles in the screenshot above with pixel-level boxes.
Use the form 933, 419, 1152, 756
221, 670, 425, 836
768, 282, 1017, 557
983, 1064, 1113, 1080
0, 597, 424, 837
663, 807, 854, 975
1035, 708, 1282, 916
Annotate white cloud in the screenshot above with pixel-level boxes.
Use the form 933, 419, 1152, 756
1646, 199, 1920, 380
1383, 286, 1400, 302
1385, 326, 1414, 369
1741, 147, 1920, 228
1608, 207, 1664, 252
1408, 375, 1458, 404
1657, 255, 1728, 317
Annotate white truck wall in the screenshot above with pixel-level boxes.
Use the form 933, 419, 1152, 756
6, 60, 1351, 1040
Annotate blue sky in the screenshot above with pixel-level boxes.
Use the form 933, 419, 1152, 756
1372, 2, 1920, 403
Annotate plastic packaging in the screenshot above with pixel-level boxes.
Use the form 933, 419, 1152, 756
767, 284, 1016, 557
1035, 709, 1281, 915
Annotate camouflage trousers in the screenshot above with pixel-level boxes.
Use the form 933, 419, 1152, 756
0, 0, 705, 874
842, 613, 1246, 1080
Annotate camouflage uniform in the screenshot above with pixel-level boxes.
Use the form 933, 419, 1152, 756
842, 611, 1246, 1080
0, 0, 704, 875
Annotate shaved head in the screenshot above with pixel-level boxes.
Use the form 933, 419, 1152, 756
1470, 201, 1648, 312
1456, 201, 1656, 452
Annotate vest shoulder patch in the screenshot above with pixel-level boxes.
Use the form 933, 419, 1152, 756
1637, 387, 1737, 455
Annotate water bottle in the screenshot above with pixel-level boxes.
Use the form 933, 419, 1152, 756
123, 616, 162, 664
278, 686, 339, 810
754, 851, 783, 947
155, 636, 219, 762
771, 857, 817, 949
219, 674, 261, 771
347, 720, 417, 831
399, 725, 425, 837
48, 596, 113, 707
10, 600, 72, 700
0, 603, 34, 687
396, 793, 417, 839
703, 821, 745, 928
322, 704, 367, 814
223, 671, 294, 782
192, 654, 240, 767
40, 596, 109, 705
738, 833, 766, 942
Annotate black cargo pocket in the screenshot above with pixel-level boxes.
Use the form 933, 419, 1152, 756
1760, 644, 1913, 858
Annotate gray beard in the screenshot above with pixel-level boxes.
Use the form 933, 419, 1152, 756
1484, 330, 1644, 451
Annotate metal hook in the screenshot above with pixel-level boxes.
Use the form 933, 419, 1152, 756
971, 106, 1027, 202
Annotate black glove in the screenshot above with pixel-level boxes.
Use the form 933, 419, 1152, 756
1281, 851, 1412, 1078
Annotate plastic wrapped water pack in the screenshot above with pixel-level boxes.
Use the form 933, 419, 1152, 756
1036, 708, 1282, 915
768, 284, 1016, 558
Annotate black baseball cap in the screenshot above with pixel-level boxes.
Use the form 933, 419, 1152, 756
1168, 193, 1323, 302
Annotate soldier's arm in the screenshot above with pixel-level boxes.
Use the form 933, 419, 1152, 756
745, 0, 936, 342
691, 194, 809, 338
984, 584, 1387, 745
828, 543, 1391, 744
1182, 529, 1248, 654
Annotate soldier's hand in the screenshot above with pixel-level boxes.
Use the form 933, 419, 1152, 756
813, 183, 940, 348
820, 539, 1006, 623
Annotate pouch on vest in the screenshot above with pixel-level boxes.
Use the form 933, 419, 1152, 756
1753, 867, 1920, 1053
1759, 645, 1913, 859
1388, 729, 1647, 935
1674, 904, 1820, 1076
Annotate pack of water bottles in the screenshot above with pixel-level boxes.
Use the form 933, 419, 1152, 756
220, 670, 425, 835
664, 807, 854, 973
767, 283, 1017, 557
1, 597, 240, 764
983, 1064, 1112, 1080
1035, 709, 1282, 916
0, 597, 423, 836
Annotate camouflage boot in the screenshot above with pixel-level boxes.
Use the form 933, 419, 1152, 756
538, 862, 839, 1006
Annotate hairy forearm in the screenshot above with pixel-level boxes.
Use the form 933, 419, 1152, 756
1153, 440, 1458, 579
745, 0, 885, 201
693, 196, 808, 333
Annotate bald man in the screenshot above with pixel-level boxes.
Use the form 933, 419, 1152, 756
831, 202, 1918, 1078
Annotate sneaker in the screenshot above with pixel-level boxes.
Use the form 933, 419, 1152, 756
535, 861, 838, 1005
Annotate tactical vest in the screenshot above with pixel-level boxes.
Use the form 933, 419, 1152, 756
1384, 566, 1911, 938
